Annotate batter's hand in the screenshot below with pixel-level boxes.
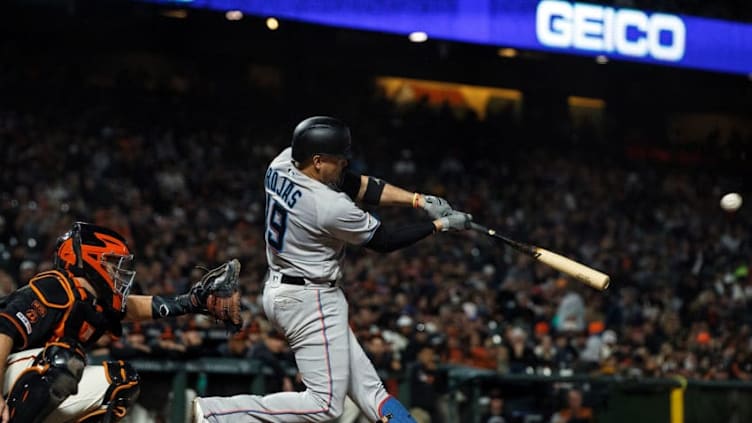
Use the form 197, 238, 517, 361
435, 211, 472, 232
421, 195, 453, 219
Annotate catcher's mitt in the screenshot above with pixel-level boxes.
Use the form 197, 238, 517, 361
187, 259, 242, 332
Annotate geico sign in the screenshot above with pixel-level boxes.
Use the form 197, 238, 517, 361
536, 0, 686, 61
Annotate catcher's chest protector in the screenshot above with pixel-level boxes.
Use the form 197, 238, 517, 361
27, 271, 121, 348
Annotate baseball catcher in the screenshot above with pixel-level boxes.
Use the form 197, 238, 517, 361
0, 222, 242, 423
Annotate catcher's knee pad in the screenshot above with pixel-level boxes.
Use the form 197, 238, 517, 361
76, 360, 141, 423
6, 341, 86, 423
378, 397, 417, 423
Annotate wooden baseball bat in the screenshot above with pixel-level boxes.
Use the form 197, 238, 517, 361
471, 223, 610, 291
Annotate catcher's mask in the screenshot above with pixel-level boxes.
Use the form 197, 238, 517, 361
54, 222, 136, 312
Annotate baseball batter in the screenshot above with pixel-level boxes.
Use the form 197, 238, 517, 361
193, 116, 472, 422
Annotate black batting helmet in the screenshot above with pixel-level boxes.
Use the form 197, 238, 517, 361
291, 116, 352, 163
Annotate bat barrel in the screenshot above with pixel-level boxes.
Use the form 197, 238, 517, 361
535, 248, 610, 291
471, 223, 610, 291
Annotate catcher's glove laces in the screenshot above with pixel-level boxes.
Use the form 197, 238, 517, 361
192, 259, 243, 332
150, 259, 243, 333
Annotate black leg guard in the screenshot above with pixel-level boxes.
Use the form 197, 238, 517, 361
6, 341, 86, 423
76, 360, 140, 423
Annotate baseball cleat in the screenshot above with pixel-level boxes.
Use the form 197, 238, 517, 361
379, 397, 417, 422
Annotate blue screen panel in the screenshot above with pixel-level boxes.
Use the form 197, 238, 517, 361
148, 0, 752, 75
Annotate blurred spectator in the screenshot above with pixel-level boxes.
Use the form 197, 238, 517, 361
17, 259, 36, 286
481, 389, 511, 423
555, 291, 586, 333
149, 324, 188, 359
403, 322, 433, 368
550, 388, 594, 423
111, 322, 152, 360
365, 333, 401, 381
217, 327, 253, 358
554, 334, 580, 372
393, 149, 417, 180
409, 346, 447, 423
382, 314, 413, 362
180, 322, 207, 359
534, 334, 557, 370
0, 270, 16, 296
506, 327, 537, 374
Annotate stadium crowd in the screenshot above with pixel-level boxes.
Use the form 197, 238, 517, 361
1, 59, 751, 422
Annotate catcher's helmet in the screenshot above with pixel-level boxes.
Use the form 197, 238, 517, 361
54, 222, 136, 312
291, 116, 352, 163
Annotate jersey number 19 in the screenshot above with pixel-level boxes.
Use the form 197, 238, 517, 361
266, 196, 289, 251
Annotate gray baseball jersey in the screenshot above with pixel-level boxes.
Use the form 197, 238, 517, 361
263, 147, 380, 282
194, 146, 412, 423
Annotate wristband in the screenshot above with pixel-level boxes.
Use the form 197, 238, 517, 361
151, 294, 196, 318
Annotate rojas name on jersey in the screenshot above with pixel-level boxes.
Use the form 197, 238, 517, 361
265, 169, 302, 208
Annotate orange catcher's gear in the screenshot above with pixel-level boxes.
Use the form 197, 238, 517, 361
54, 222, 135, 312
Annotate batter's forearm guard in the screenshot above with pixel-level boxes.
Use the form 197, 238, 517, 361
365, 221, 436, 253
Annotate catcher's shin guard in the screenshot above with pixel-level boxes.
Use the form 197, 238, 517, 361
76, 360, 140, 423
378, 397, 416, 423
6, 341, 86, 423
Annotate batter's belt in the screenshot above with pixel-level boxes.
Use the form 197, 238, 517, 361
280, 274, 337, 288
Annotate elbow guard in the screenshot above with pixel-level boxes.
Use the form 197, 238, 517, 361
362, 177, 386, 206
341, 171, 362, 200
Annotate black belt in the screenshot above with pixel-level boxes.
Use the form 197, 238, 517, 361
281, 275, 336, 287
